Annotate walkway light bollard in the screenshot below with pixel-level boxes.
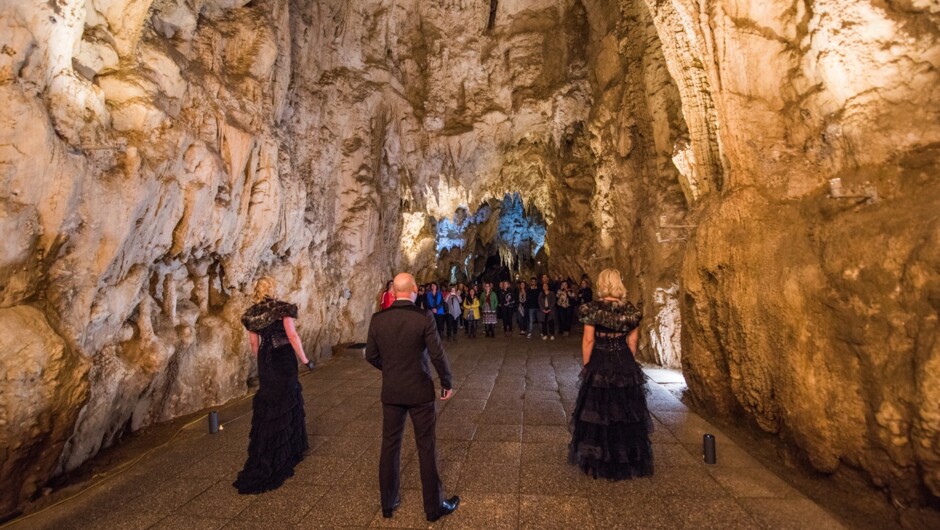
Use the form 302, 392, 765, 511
208, 411, 220, 434
703, 433, 717, 464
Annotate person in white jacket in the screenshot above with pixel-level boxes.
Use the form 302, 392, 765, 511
444, 285, 462, 342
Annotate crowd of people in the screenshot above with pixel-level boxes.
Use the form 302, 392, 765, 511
376, 273, 596, 341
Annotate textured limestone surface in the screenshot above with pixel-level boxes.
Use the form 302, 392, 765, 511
653, 0, 940, 507
0, 0, 938, 518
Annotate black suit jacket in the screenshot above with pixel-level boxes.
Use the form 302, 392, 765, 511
366, 299, 453, 405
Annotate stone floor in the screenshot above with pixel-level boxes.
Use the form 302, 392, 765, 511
9, 332, 846, 529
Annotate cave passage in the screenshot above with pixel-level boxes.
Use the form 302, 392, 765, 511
432, 193, 549, 283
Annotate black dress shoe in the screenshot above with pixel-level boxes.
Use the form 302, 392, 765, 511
426, 496, 460, 522
382, 501, 400, 518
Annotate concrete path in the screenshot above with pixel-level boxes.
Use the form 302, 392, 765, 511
8, 332, 845, 529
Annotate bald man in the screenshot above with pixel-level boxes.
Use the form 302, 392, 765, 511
365, 273, 459, 522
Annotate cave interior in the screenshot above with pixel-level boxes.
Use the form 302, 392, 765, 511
1, 0, 939, 523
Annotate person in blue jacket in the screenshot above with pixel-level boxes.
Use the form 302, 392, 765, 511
426, 282, 445, 337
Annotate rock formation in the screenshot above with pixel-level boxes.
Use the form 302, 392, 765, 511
649, 0, 940, 506
0, 0, 937, 517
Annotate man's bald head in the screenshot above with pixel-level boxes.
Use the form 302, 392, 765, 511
393, 273, 417, 300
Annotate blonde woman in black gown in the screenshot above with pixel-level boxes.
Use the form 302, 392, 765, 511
235, 276, 315, 494
568, 268, 653, 480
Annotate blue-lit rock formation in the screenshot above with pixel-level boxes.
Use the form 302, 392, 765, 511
435, 206, 490, 255
494, 194, 547, 271
432, 194, 547, 282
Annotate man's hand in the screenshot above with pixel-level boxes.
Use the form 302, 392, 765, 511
440, 388, 453, 401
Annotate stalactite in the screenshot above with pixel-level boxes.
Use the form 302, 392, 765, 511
137, 296, 155, 343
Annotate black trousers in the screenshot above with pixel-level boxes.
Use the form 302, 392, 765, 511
501, 306, 515, 331
444, 314, 458, 338
380, 401, 443, 516
540, 310, 556, 336
557, 306, 570, 333
465, 319, 477, 337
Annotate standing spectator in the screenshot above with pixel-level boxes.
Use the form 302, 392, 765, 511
416, 285, 427, 310
570, 278, 583, 310
578, 279, 593, 305
426, 282, 444, 337
457, 283, 468, 330
539, 274, 558, 292
381, 280, 396, 310
480, 282, 499, 338
495, 281, 505, 330
500, 281, 516, 336
538, 281, 557, 340
525, 277, 540, 339
444, 286, 462, 342
556, 281, 573, 337
516, 280, 529, 335
462, 288, 480, 339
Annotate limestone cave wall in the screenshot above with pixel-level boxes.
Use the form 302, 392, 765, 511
643, 0, 940, 506
0, 0, 937, 517
0, 0, 405, 513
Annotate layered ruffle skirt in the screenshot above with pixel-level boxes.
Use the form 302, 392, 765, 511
233, 343, 309, 494
568, 340, 654, 480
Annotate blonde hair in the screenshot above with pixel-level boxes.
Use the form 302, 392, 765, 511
595, 269, 627, 300
251, 276, 277, 303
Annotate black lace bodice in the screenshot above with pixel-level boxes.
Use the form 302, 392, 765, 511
242, 298, 298, 330
242, 298, 298, 347
577, 300, 642, 336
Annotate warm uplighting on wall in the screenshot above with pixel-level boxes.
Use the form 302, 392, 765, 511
400, 212, 428, 262
672, 141, 703, 202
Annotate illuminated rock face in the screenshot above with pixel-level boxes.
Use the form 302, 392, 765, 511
0, 0, 938, 515
0, 0, 398, 512
646, 0, 940, 505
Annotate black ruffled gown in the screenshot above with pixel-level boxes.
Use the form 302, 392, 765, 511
234, 298, 309, 494
568, 300, 654, 480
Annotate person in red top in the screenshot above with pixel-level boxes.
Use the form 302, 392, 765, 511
380, 280, 395, 310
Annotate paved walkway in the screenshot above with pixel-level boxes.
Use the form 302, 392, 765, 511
9, 333, 845, 529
